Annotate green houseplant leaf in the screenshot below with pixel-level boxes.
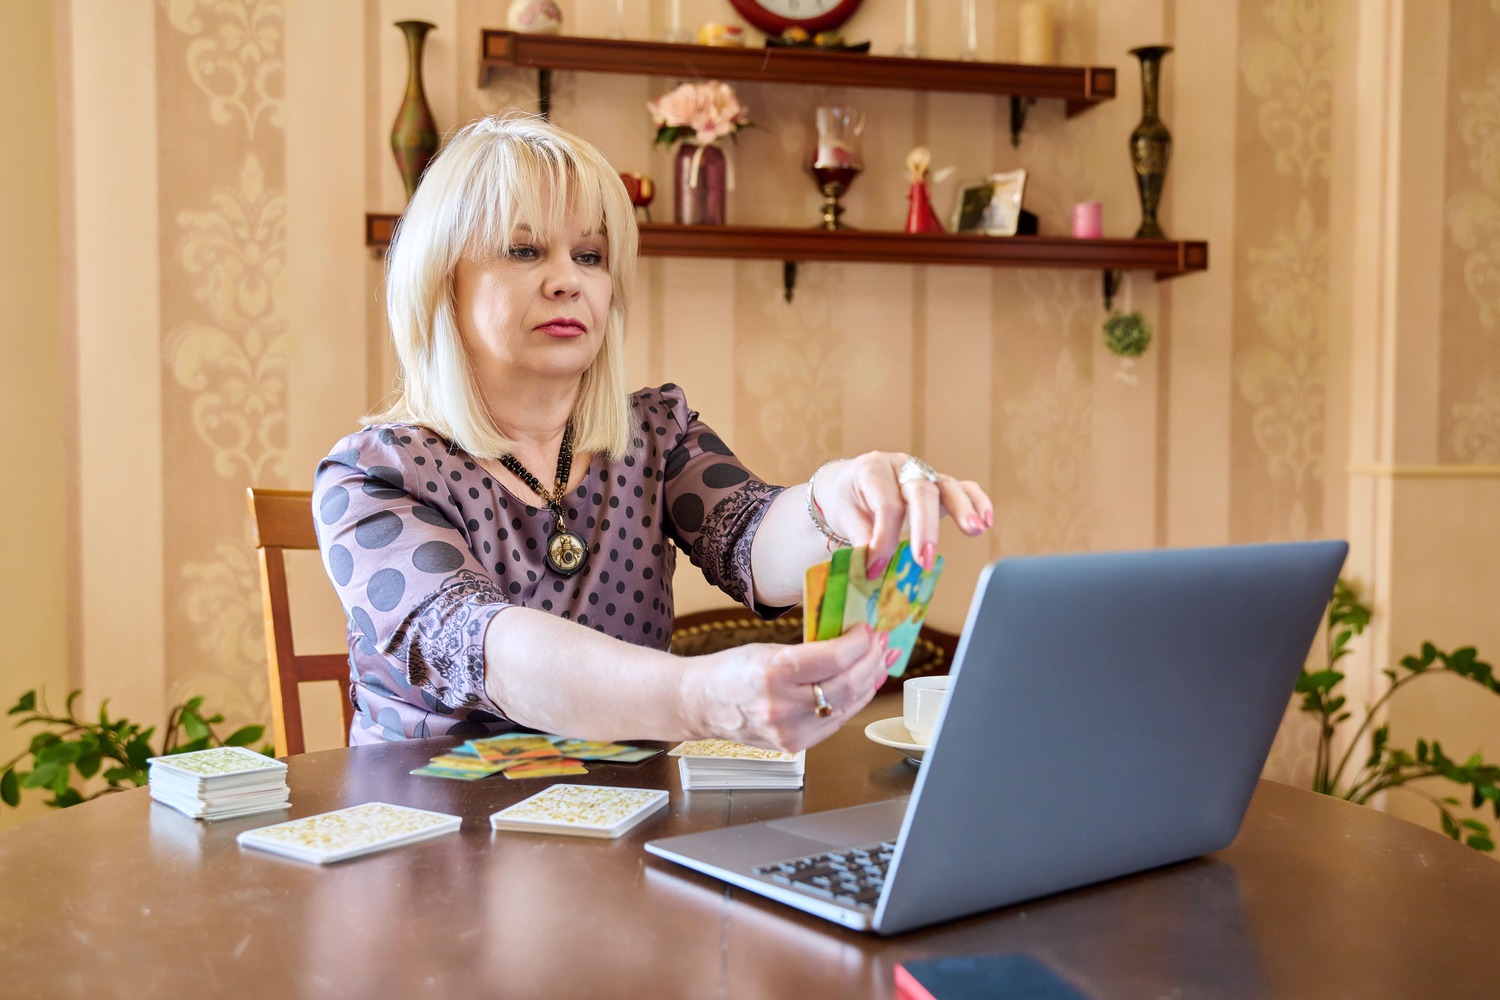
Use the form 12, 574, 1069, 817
1296, 579, 1500, 851
2, 689, 272, 813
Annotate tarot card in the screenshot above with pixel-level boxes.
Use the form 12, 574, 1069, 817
490, 785, 669, 839
815, 546, 852, 640
871, 541, 945, 677
802, 560, 830, 643
841, 546, 886, 636
235, 802, 461, 864
551, 739, 633, 760
503, 758, 589, 780
148, 746, 286, 783
410, 765, 494, 781
594, 746, 663, 764
668, 739, 803, 763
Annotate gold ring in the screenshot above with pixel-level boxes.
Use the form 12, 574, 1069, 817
812, 682, 833, 718
898, 456, 940, 486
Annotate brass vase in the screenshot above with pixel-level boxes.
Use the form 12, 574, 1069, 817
390, 20, 439, 203
1128, 45, 1173, 239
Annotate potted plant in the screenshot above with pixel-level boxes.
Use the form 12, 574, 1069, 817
1296, 580, 1500, 851
1, 689, 269, 811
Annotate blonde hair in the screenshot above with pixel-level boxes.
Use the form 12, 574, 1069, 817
369, 114, 637, 459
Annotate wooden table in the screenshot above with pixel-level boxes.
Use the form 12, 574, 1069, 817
3, 692, 1498, 999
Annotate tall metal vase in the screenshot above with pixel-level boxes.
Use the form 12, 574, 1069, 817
390, 20, 439, 203
1128, 45, 1173, 239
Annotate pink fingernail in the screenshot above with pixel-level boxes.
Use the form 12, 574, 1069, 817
879, 632, 889, 650
983, 510, 993, 529
921, 542, 935, 569
866, 556, 887, 580
884, 649, 900, 668
966, 514, 983, 533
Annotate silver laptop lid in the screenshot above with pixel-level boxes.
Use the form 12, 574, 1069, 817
873, 540, 1347, 933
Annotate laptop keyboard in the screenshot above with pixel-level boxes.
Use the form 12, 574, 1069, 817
751, 840, 896, 910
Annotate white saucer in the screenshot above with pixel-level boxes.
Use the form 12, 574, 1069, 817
864, 717, 928, 765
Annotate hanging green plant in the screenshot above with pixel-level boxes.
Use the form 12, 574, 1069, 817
1103, 310, 1152, 358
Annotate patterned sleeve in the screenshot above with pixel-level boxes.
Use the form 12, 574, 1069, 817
312, 427, 513, 721
655, 385, 790, 617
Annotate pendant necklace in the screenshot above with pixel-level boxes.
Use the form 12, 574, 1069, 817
498, 421, 589, 576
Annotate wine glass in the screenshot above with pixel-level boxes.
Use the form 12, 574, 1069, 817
810, 106, 865, 231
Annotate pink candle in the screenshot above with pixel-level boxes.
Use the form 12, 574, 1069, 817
1072, 201, 1103, 238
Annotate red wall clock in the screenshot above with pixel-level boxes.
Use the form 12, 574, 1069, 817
728, 0, 865, 37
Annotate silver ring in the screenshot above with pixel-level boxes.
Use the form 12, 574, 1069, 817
897, 457, 940, 486
812, 682, 833, 719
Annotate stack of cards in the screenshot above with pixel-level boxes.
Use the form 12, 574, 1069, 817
669, 739, 806, 791
411, 732, 663, 782
236, 802, 461, 864
490, 785, 670, 839
804, 540, 945, 677
148, 746, 290, 821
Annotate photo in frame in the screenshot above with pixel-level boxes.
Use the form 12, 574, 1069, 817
953, 169, 1029, 236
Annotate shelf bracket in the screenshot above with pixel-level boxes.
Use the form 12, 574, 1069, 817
538, 69, 552, 120
1102, 269, 1123, 311
783, 261, 797, 303
1009, 97, 1036, 148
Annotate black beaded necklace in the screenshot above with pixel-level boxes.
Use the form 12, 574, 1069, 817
498, 421, 588, 576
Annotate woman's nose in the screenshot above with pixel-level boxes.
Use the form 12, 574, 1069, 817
544, 261, 581, 298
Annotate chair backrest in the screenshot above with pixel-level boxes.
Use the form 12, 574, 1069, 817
670, 607, 959, 680
245, 488, 353, 756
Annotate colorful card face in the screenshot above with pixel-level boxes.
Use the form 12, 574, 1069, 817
236, 802, 461, 864
803, 561, 830, 642
595, 746, 663, 764
503, 758, 589, 780
874, 542, 945, 676
409, 733, 662, 783
801, 540, 946, 679
490, 785, 669, 839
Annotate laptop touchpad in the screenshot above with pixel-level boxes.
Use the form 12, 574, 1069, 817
766, 799, 908, 847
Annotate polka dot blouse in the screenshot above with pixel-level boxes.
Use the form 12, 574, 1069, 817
312, 385, 786, 745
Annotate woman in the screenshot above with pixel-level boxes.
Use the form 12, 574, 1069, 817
313, 115, 993, 751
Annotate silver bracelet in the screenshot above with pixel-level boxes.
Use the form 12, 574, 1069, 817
805, 461, 850, 548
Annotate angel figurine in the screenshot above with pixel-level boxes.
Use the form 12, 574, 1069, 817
905, 147, 944, 234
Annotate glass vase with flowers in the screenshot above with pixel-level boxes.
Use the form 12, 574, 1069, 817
648, 81, 752, 225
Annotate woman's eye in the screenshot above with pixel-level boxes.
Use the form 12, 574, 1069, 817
507, 244, 539, 260
575, 251, 604, 266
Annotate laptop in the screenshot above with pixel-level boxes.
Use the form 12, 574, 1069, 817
645, 540, 1348, 935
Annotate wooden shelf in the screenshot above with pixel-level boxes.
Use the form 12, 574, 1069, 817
366, 214, 1206, 285
479, 30, 1115, 111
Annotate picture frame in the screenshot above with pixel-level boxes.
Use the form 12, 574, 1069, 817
953, 169, 1029, 236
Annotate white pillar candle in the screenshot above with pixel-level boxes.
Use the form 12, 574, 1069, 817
904, 0, 917, 48
671, 0, 682, 34
1018, 2, 1055, 65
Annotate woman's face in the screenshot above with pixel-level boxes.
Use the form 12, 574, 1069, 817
453, 214, 612, 392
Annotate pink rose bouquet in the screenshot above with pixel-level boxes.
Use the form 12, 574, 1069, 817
648, 81, 752, 146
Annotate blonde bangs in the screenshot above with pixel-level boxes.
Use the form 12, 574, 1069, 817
370, 114, 636, 461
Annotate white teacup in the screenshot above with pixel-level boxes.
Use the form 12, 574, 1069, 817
903, 676, 951, 746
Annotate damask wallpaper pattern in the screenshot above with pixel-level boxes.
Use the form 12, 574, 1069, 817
1444, 0, 1500, 463
159, 0, 289, 728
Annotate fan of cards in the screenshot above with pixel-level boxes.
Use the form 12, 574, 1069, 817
411, 732, 663, 781
804, 540, 945, 677
148, 746, 290, 821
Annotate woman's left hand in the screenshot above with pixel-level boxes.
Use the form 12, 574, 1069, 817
810, 452, 993, 574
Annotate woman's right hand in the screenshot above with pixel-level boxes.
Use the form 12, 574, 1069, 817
684, 625, 888, 753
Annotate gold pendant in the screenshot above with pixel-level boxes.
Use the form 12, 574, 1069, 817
546, 528, 588, 576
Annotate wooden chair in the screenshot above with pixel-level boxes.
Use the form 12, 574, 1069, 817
246, 488, 354, 756
670, 607, 960, 680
